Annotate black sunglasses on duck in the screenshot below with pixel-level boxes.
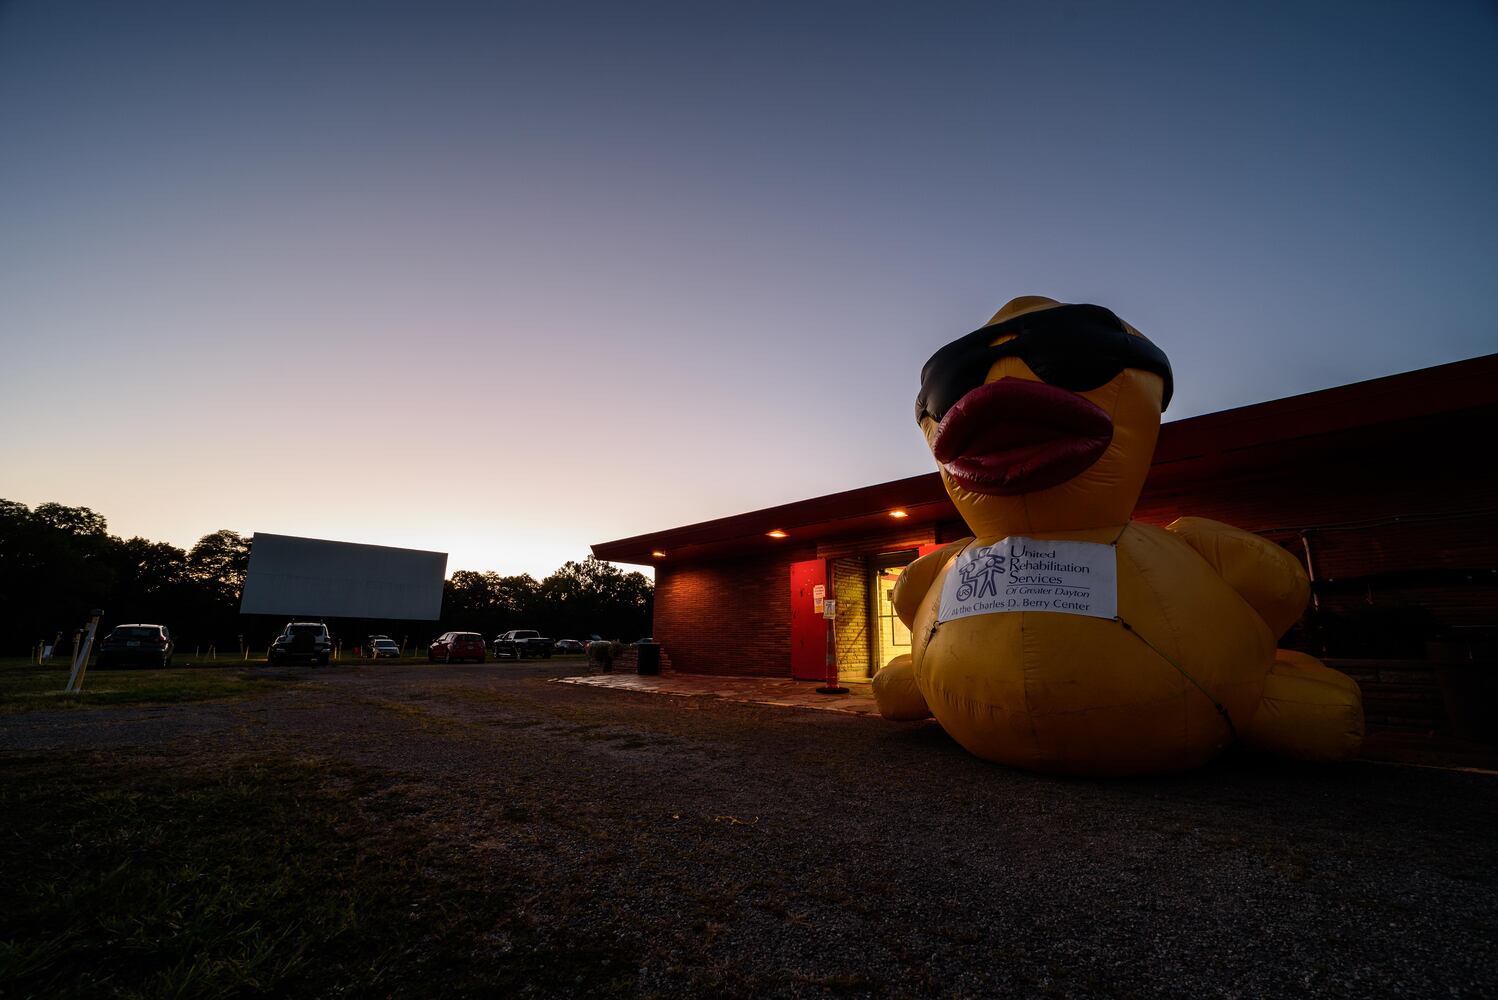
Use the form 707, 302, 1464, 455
915, 303, 1174, 424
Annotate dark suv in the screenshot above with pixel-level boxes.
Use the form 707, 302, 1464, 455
269, 622, 333, 665
96, 624, 174, 668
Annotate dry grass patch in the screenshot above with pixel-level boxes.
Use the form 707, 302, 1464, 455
0, 753, 638, 999
0, 660, 300, 714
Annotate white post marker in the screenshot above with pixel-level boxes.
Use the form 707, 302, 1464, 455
65, 609, 104, 694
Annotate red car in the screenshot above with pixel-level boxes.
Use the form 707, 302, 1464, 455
429, 631, 486, 663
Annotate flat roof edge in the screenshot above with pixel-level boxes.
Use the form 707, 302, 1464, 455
593, 353, 1498, 563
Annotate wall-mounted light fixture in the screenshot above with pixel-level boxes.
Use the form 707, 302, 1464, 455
766, 529, 788, 539
650, 550, 666, 558
889, 509, 909, 519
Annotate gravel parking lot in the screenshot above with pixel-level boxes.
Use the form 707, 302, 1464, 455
4, 661, 1495, 998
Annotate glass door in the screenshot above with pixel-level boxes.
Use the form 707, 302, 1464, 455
873, 558, 914, 673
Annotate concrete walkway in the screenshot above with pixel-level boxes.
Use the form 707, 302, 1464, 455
556, 671, 883, 717
557, 670, 1498, 773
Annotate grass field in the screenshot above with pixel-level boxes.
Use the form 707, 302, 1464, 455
4, 661, 1495, 998
0, 659, 303, 714
0, 654, 588, 715
0, 660, 630, 998
0, 754, 629, 999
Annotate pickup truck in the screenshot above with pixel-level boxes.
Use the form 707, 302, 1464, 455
493, 630, 553, 660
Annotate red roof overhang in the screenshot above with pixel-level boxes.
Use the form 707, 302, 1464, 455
592, 354, 1498, 566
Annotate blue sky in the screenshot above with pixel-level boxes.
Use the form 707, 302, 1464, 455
2, 1, 1494, 575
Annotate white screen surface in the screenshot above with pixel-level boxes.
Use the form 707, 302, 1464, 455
240, 533, 447, 619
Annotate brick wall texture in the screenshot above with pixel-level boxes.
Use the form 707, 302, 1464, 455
832, 556, 871, 681
654, 552, 802, 676
653, 531, 926, 679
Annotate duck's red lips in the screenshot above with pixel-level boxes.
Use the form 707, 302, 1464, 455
931, 378, 1113, 495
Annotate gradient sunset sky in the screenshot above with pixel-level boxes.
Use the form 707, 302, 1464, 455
2, 1, 1495, 578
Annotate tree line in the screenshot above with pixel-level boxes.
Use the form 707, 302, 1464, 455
0, 499, 651, 656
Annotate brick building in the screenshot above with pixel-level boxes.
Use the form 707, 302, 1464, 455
593, 356, 1498, 701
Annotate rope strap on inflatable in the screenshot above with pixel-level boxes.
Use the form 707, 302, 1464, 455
1115, 617, 1238, 740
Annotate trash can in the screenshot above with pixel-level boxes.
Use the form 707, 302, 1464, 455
636, 642, 661, 676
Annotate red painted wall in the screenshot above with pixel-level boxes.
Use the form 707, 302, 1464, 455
789, 559, 828, 680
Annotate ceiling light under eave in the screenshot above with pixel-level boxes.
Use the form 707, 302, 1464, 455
650, 550, 666, 558
766, 529, 788, 539
889, 509, 909, 518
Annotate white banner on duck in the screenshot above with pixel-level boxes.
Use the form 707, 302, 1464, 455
937, 536, 1117, 622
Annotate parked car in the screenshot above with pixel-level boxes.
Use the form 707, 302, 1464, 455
632, 637, 657, 645
269, 622, 333, 665
95, 624, 174, 668
368, 637, 401, 659
430, 631, 486, 663
493, 629, 553, 659
553, 639, 585, 655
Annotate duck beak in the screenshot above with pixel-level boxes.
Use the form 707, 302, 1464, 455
932, 378, 1113, 495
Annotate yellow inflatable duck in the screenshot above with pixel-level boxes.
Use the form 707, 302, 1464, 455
872, 296, 1365, 775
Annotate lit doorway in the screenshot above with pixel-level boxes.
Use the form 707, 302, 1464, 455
872, 556, 914, 673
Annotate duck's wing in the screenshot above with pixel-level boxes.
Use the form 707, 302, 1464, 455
1165, 516, 1309, 638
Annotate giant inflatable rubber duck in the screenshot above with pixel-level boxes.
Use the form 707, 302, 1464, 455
872, 296, 1365, 775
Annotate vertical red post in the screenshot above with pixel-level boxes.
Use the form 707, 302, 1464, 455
816, 563, 848, 695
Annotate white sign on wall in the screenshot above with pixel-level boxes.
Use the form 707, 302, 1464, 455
937, 536, 1117, 623
812, 583, 825, 613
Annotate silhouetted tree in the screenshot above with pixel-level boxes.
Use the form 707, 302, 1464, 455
104, 537, 191, 628
187, 529, 251, 602
0, 498, 653, 655
536, 557, 652, 640
439, 571, 544, 637
491, 573, 541, 621
31, 502, 108, 537
113, 537, 190, 595
0, 501, 117, 651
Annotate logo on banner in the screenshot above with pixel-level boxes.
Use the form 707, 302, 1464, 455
938, 536, 1117, 622
954, 550, 1007, 601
